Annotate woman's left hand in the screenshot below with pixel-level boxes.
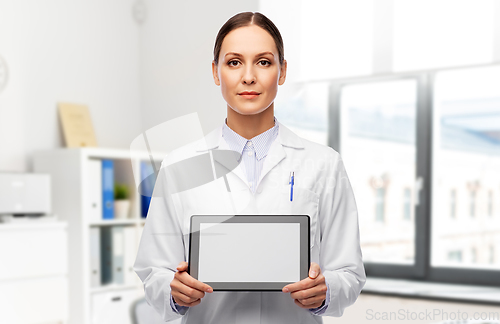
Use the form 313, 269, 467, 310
282, 262, 327, 309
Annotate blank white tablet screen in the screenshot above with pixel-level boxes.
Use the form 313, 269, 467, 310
198, 223, 300, 282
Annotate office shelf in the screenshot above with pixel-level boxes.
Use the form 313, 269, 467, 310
34, 147, 165, 324
89, 219, 138, 226
90, 283, 139, 294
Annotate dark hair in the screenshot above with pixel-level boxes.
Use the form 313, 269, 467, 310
213, 12, 284, 67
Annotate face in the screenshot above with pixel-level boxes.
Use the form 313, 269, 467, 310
212, 25, 287, 115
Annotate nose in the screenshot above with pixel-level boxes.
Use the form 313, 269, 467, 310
242, 66, 256, 84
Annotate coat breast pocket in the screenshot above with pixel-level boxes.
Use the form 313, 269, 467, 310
278, 185, 319, 249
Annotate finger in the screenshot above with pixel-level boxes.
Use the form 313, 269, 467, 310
283, 277, 315, 293
171, 279, 206, 301
308, 262, 321, 279
172, 290, 199, 304
177, 261, 188, 271
290, 284, 325, 300
172, 291, 202, 307
175, 270, 213, 293
179, 299, 201, 307
295, 289, 326, 306
298, 295, 325, 307
294, 298, 324, 309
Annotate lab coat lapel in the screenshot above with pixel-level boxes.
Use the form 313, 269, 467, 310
194, 121, 305, 191
256, 121, 305, 190
256, 137, 286, 190
214, 137, 248, 188
194, 125, 248, 189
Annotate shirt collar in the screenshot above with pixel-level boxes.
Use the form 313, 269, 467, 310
222, 116, 279, 161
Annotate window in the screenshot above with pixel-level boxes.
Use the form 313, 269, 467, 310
471, 247, 477, 264
328, 65, 500, 284
432, 66, 500, 273
488, 190, 494, 217
274, 82, 329, 146
403, 188, 411, 220
469, 189, 477, 218
448, 250, 463, 263
339, 78, 417, 265
490, 245, 496, 264
375, 187, 386, 223
450, 189, 457, 219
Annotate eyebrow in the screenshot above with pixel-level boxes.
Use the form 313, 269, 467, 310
224, 51, 274, 58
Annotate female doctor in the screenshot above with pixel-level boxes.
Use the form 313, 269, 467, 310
134, 11, 366, 324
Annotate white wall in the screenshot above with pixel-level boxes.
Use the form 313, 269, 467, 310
139, 1, 259, 135
0, 0, 145, 172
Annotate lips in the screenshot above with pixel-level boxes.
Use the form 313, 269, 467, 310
238, 91, 260, 95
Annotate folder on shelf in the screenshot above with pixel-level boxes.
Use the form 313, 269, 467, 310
88, 159, 103, 222
112, 226, 124, 284
101, 226, 112, 285
102, 159, 114, 220
90, 227, 101, 287
140, 161, 156, 218
101, 226, 124, 284
123, 226, 137, 285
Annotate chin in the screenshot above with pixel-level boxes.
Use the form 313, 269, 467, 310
230, 101, 272, 116
232, 106, 269, 116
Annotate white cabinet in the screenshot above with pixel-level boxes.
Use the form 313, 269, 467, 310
33, 148, 165, 324
91, 289, 141, 324
0, 222, 68, 324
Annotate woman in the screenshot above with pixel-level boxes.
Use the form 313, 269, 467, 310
134, 11, 366, 324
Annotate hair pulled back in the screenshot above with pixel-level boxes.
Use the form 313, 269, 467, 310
213, 12, 284, 67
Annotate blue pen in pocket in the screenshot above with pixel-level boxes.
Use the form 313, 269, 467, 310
289, 171, 294, 201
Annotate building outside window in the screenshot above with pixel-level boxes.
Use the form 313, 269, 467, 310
488, 190, 494, 217
375, 187, 386, 223
450, 189, 457, 219
469, 189, 477, 218
432, 67, 500, 271
403, 188, 411, 220
448, 250, 462, 263
341, 80, 417, 264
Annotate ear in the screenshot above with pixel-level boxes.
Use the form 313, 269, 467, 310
212, 60, 220, 86
278, 59, 287, 86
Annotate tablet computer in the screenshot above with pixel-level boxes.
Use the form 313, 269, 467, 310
188, 215, 310, 291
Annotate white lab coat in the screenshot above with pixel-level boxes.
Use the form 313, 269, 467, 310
134, 121, 366, 324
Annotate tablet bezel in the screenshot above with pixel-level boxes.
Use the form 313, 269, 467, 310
188, 215, 310, 291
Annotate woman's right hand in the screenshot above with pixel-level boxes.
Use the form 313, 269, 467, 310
170, 261, 213, 307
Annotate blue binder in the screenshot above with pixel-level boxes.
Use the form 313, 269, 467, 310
102, 159, 114, 219
140, 161, 156, 218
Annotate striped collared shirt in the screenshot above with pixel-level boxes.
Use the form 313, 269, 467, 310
222, 116, 279, 193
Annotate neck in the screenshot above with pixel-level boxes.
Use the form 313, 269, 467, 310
226, 103, 275, 140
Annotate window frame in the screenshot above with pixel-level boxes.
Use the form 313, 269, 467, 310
327, 64, 500, 286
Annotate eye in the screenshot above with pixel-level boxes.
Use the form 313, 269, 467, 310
228, 60, 240, 67
259, 60, 271, 66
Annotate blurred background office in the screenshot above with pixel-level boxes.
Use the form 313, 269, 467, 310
1, 0, 500, 323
